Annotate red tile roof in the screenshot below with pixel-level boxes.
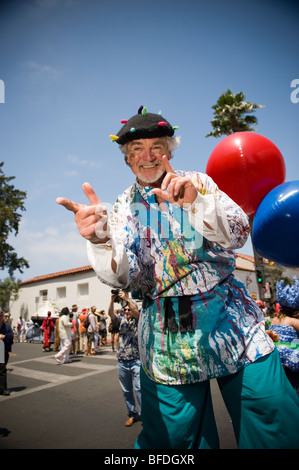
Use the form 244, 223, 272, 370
236, 253, 254, 262
20, 265, 94, 286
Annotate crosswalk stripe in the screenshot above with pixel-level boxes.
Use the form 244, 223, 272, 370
0, 359, 117, 402
34, 357, 116, 370
8, 365, 71, 383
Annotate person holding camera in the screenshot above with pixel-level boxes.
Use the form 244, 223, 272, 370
108, 290, 141, 427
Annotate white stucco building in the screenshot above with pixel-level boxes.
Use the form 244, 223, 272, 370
9, 265, 113, 325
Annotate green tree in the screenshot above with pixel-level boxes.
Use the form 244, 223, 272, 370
206, 89, 264, 137
0, 161, 29, 276
0, 277, 20, 312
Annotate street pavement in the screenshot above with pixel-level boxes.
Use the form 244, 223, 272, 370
0, 342, 237, 450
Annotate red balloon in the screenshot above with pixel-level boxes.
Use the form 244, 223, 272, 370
206, 132, 286, 215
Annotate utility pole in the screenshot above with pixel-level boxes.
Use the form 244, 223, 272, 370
249, 216, 266, 301
253, 250, 266, 301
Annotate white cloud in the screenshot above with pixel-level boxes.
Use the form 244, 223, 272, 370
44, 226, 59, 237
26, 180, 61, 201
23, 60, 61, 80
66, 170, 78, 177
7, 219, 89, 280
67, 154, 103, 169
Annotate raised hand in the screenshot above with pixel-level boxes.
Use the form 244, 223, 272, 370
151, 156, 199, 207
56, 183, 110, 244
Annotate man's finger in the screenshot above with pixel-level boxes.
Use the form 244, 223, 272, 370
162, 155, 174, 173
56, 197, 83, 214
82, 182, 102, 206
151, 187, 171, 203
161, 172, 177, 191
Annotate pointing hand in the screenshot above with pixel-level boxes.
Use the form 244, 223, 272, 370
151, 156, 199, 206
56, 183, 110, 244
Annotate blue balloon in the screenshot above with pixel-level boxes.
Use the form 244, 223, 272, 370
252, 181, 299, 267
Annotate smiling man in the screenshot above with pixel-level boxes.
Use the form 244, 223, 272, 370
125, 138, 170, 185
57, 106, 299, 449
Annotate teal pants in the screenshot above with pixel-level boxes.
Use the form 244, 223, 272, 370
134, 350, 299, 449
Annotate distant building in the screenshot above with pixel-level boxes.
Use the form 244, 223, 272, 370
8, 254, 299, 327
9, 265, 112, 326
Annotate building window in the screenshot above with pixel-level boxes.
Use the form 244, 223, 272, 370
39, 290, 48, 301
57, 286, 66, 300
77, 283, 89, 298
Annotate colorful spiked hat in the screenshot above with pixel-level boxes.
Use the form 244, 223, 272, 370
109, 106, 179, 145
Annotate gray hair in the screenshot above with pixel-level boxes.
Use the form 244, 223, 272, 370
119, 135, 181, 157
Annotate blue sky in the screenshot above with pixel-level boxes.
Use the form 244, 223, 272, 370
0, 0, 298, 281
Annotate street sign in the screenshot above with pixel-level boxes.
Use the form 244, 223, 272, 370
264, 282, 271, 299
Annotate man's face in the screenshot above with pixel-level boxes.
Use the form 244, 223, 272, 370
124, 306, 133, 319
126, 137, 171, 187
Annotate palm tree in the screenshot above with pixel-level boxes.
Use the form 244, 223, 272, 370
206, 89, 264, 137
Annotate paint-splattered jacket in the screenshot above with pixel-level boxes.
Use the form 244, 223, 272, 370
88, 171, 274, 384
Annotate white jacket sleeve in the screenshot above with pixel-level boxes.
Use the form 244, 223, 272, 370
87, 238, 130, 289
